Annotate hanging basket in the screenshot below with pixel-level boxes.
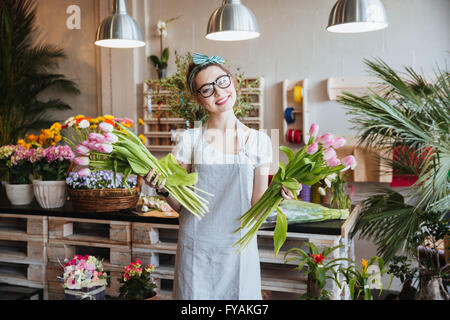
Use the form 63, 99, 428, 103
67, 176, 142, 213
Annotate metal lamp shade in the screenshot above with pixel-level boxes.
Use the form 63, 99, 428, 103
327, 0, 388, 33
206, 0, 260, 41
95, 0, 145, 48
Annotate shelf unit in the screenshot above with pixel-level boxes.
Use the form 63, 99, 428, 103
326, 76, 384, 100
142, 77, 265, 153
282, 79, 309, 145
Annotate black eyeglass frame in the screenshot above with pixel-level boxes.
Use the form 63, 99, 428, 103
196, 74, 232, 98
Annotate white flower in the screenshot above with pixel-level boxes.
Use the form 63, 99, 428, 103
157, 20, 167, 37
142, 205, 149, 212
318, 187, 326, 196
327, 173, 337, 182
64, 116, 75, 125
324, 178, 331, 188
78, 119, 90, 128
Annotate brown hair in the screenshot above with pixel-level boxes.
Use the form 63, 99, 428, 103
185, 62, 240, 96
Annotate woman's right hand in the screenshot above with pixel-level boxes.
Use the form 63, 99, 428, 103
145, 169, 167, 193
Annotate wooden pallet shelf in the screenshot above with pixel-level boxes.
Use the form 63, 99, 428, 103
142, 77, 265, 153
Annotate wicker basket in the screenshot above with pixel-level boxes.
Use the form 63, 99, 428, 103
67, 176, 143, 213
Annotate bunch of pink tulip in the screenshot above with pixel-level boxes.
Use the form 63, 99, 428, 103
307, 123, 357, 172
72, 122, 118, 177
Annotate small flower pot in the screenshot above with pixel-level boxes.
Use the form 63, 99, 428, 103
5, 183, 34, 205
33, 180, 67, 209
145, 294, 158, 300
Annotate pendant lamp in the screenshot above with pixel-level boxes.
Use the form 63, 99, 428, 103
327, 0, 388, 33
206, 0, 260, 41
95, 0, 145, 48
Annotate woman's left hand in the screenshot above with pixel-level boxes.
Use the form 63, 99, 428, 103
280, 178, 302, 200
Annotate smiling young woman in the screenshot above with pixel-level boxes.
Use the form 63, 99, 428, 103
145, 53, 300, 300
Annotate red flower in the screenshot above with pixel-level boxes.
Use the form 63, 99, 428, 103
311, 253, 325, 264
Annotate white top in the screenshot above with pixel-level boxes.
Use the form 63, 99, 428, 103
172, 124, 273, 167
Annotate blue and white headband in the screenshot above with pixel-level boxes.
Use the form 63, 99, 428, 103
188, 53, 226, 94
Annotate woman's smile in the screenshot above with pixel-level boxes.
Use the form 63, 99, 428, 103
215, 95, 231, 106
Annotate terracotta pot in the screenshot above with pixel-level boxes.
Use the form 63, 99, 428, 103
145, 294, 158, 300
5, 183, 34, 205
33, 180, 67, 208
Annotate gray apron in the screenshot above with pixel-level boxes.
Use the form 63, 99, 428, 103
173, 121, 262, 300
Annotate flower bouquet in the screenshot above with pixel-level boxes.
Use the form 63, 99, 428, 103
119, 260, 157, 300
234, 124, 357, 255
61, 254, 110, 300
73, 120, 211, 218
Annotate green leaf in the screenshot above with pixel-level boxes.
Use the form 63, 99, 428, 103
278, 161, 286, 180
150, 55, 161, 68
273, 207, 288, 256
161, 48, 169, 63
279, 146, 294, 162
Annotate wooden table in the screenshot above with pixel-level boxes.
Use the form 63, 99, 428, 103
0, 189, 360, 300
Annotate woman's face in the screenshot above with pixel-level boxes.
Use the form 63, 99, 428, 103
194, 65, 237, 115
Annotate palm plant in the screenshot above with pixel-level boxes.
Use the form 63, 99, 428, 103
337, 58, 449, 263
0, 0, 79, 146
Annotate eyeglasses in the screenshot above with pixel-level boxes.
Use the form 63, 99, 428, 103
196, 74, 231, 98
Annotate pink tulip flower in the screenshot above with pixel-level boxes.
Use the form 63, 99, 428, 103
319, 133, 334, 148
96, 143, 113, 154
99, 122, 114, 133
306, 142, 319, 155
341, 155, 357, 171
78, 168, 91, 177
323, 148, 337, 161
104, 132, 118, 144
88, 133, 108, 144
73, 156, 90, 166
327, 157, 341, 168
333, 137, 346, 149
309, 124, 319, 138
75, 145, 90, 156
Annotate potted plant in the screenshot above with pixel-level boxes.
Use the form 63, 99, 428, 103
388, 255, 419, 300
149, 16, 180, 79
61, 254, 110, 300
0, 0, 79, 147
1, 145, 34, 205
146, 51, 260, 127
119, 259, 157, 300
340, 256, 393, 300
32, 145, 74, 208
284, 242, 347, 300
338, 58, 449, 299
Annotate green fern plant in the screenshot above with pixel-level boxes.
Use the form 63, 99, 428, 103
0, 0, 79, 146
337, 58, 449, 262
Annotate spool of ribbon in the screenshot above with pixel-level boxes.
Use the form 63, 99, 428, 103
294, 86, 303, 103
284, 107, 296, 124
286, 129, 302, 144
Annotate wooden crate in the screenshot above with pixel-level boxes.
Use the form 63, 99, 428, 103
48, 217, 131, 246
47, 241, 131, 267
0, 214, 48, 240
0, 261, 45, 289
142, 77, 265, 153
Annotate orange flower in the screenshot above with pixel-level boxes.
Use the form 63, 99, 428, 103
104, 119, 116, 127
138, 118, 145, 126
26, 134, 39, 142
138, 134, 146, 144
361, 259, 368, 272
